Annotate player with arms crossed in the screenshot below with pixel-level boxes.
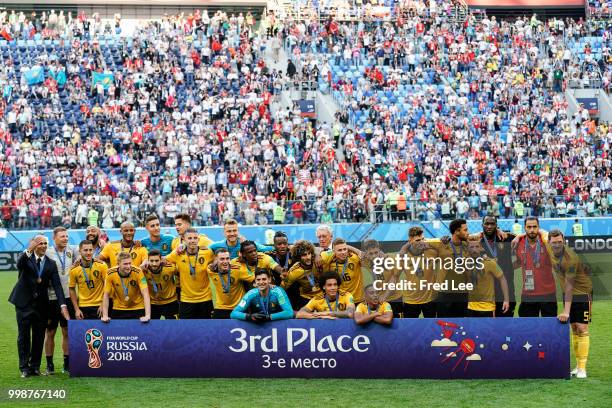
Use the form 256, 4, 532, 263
231, 269, 294, 321
354, 284, 393, 325
296, 272, 355, 319
69, 240, 109, 319
101, 252, 151, 322
548, 229, 593, 378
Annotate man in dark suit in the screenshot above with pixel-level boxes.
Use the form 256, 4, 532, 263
8, 235, 70, 377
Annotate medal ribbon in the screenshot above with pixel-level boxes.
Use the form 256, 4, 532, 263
120, 274, 130, 299
325, 295, 339, 312
54, 246, 67, 273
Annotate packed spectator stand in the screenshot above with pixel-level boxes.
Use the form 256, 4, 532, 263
0, 1, 611, 231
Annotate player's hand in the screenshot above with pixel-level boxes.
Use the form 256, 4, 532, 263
99, 238, 107, 248
280, 268, 288, 280
502, 301, 510, 313
140, 315, 151, 323
496, 229, 508, 241
140, 260, 150, 270
134, 240, 142, 248
75, 309, 84, 320
252, 313, 269, 322
28, 236, 46, 252
97, 306, 103, 318
319, 314, 337, 320
557, 312, 570, 323
60, 306, 71, 321
440, 235, 450, 245
101, 316, 111, 323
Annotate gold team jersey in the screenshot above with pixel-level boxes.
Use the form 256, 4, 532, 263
401, 248, 438, 304
428, 239, 468, 292
468, 258, 504, 312
320, 251, 364, 302
355, 301, 392, 315
166, 248, 214, 303
143, 265, 179, 305
306, 290, 354, 312
171, 234, 213, 251
208, 263, 254, 310
100, 241, 148, 268
548, 247, 593, 296
282, 262, 321, 299
68, 260, 109, 307
104, 266, 148, 311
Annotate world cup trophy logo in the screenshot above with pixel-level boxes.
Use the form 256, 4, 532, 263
85, 329, 103, 369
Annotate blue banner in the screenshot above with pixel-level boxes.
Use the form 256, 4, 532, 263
69, 318, 569, 379
92, 71, 114, 89
23, 66, 45, 85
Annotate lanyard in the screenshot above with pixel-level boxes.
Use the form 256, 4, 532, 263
122, 242, 134, 256
482, 235, 498, 258
305, 268, 316, 288
150, 267, 162, 295
218, 268, 232, 293
187, 249, 198, 278
36, 256, 46, 279
94, 246, 101, 258
276, 253, 289, 269
119, 273, 130, 300
450, 241, 463, 259
335, 260, 348, 281
81, 262, 93, 286
54, 246, 67, 273
258, 292, 270, 315
523, 237, 541, 269
325, 295, 339, 312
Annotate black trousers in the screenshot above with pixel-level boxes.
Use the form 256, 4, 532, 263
152, 301, 179, 319
436, 292, 468, 318
15, 305, 46, 372
80, 306, 100, 319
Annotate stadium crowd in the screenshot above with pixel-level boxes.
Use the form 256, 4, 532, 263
0, 2, 611, 230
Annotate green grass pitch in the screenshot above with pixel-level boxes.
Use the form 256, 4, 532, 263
0, 272, 611, 408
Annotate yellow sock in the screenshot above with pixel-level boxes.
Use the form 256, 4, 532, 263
576, 332, 590, 370
571, 332, 578, 358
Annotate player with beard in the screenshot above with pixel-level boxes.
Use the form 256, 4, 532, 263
548, 229, 593, 378
480, 214, 516, 317
208, 248, 255, 319
282, 240, 321, 310
142, 250, 179, 319
264, 231, 294, 285
99, 222, 148, 268
362, 239, 403, 318
85, 226, 106, 259
512, 217, 557, 317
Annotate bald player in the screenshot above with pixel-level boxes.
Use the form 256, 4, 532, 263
99, 222, 148, 268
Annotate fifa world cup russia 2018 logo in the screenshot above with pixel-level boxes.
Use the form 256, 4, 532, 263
85, 329, 103, 369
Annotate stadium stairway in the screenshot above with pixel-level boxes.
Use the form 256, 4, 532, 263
566, 88, 612, 122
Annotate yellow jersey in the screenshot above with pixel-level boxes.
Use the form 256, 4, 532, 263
68, 260, 109, 307
355, 301, 392, 315
282, 262, 321, 300
401, 249, 438, 304
165, 248, 214, 303
549, 247, 593, 296
428, 240, 468, 292
208, 263, 254, 310
320, 251, 364, 302
99, 241, 148, 268
305, 290, 354, 312
171, 234, 213, 251
104, 266, 148, 311
468, 258, 504, 312
143, 264, 179, 305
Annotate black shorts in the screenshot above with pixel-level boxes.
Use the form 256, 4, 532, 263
152, 301, 179, 320
111, 309, 145, 319
495, 301, 516, 318
467, 309, 494, 318
519, 295, 557, 317
46, 300, 75, 329
80, 306, 100, 320
569, 294, 592, 324
435, 292, 468, 318
403, 301, 436, 318
389, 301, 403, 318
179, 301, 213, 319
213, 308, 232, 319
292, 296, 310, 311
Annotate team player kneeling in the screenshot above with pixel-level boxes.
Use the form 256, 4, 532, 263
60, 215, 593, 378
